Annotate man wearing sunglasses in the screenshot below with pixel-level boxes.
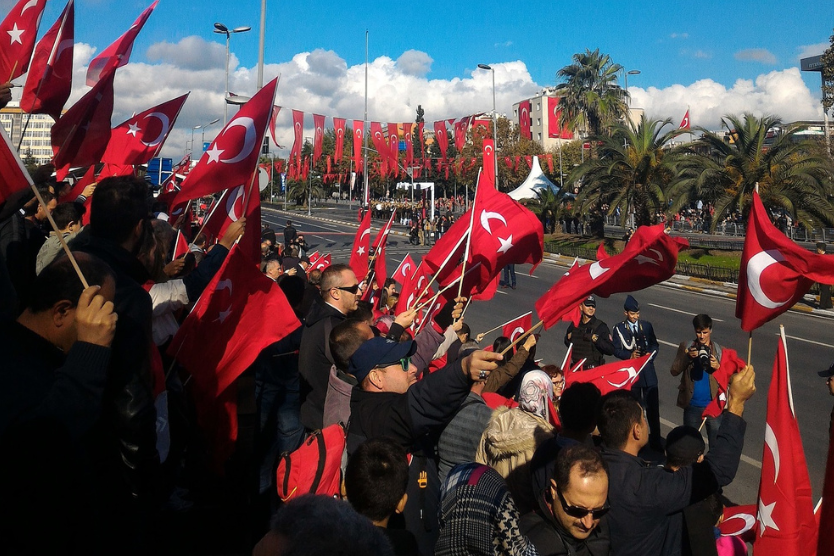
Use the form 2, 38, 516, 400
299, 264, 363, 431
522, 444, 611, 555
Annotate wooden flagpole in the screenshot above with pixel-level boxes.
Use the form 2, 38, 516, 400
409, 229, 470, 309
29, 183, 89, 288
499, 320, 543, 356
477, 311, 533, 340
456, 168, 481, 299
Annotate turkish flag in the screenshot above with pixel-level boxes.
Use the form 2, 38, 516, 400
388, 123, 399, 176
313, 114, 325, 163
679, 110, 690, 130
352, 120, 364, 174
396, 263, 433, 314
403, 122, 413, 169
519, 100, 532, 139
736, 189, 834, 331
547, 97, 573, 139
168, 244, 300, 465
289, 109, 304, 167
98, 162, 134, 178
370, 122, 388, 173
701, 348, 746, 419
393, 254, 417, 285
422, 221, 469, 286
372, 209, 397, 253
170, 77, 278, 207
535, 225, 687, 329
58, 164, 94, 203
373, 243, 388, 290
86, 0, 157, 85
349, 209, 372, 282
502, 312, 533, 344
51, 72, 115, 180
438, 261, 498, 303
0, 0, 47, 82
312, 253, 331, 272
434, 121, 449, 162
482, 138, 495, 189
20, 0, 73, 119
564, 352, 652, 395
201, 183, 261, 262
596, 243, 609, 260
172, 230, 189, 260
102, 93, 188, 164
333, 117, 346, 164
719, 504, 757, 544
268, 105, 281, 147
753, 332, 817, 554
0, 124, 34, 203
454, 116, 471, 152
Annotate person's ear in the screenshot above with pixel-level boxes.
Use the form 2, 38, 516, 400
549, 478, 559, 500
51, 300, 74, 328
369, 368, 384, 390
631, 420, 643, 442
395, 493, 408, 514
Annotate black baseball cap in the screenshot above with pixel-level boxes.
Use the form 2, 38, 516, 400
818, 363, 834, 378
348, 337, 418, 384
583, 295, 596, 307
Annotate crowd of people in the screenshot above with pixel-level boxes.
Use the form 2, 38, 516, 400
2, 152, 813, 556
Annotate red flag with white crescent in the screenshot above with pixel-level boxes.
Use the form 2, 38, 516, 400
719, 504, 757, 543
679, 109, 690, 130
170, 77, 278, 206
388, 123, 399, 176
349, 209, 372, 282
0, 0, 47, 81
518, 100, 532, 139
20, 0, 73, 119
313, 113, 325, 163
453, 115, 471, 152
268, 105, 281, 147
85, 0, 157, 86
753, 331, 817, 554
102, 93, 188, 164
564, 352, 652, 395
313, 253, 331, 272
201, 184, 261, 262
482, 138, 495, 189
736, 189, 834, 331
701, 348, 746, 419
333, 117, 346, 164
393, 254, 417, 285
289, 109, 304, 168
403, 122, 414, 169
502, 312, 532, 344
433, 121, 449, 162
353, 120, 364, 174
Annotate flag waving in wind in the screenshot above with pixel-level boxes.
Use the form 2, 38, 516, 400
349, 209, 372, 282
0, 0, 47, 81
86, 0, 157, 86
679, 109, 690, 130
102, 93, 188, 164
20, 0, 73, 119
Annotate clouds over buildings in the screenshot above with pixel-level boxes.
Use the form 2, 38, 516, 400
734, 48, 778, 65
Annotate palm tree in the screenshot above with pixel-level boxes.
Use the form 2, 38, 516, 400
555, 49, 629, 137
530, 186, 573, 234
668, 113, 834, 230
569, 115, 685, 227
287, 180, 325, 206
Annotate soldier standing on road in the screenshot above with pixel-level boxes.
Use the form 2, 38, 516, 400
283, 220, 297, 250
564, 296, 616, 368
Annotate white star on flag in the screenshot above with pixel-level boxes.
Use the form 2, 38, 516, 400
126, 122, 141, 137
206, 144, 223, 163
7, 23, 24, 45
497, 235, 513, 254
357, 246, 366, 256
757, 499, 779, 535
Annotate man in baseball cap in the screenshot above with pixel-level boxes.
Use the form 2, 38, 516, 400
349, 336, 419, 392
819, 363, 834, 397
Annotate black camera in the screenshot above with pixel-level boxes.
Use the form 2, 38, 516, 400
697, 344, 711, 369
634, 332, 648, 356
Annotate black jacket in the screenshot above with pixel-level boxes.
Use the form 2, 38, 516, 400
298, 300, 346, 430
602, 411, 746, 556
564, 316, 615, 367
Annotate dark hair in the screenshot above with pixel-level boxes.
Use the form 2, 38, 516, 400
664, 425, 706, 469
344, 439, 409, 522
51, 202, 84, 230
23, 188, 55, 216
28, 253, 115, 313
277, 274, 306, 314
193, 233, 207, 248
458, 322, 470, 339
349, 300, 375, 325
493, 336, 511, 363
321, 263, 352, 292
597, 391, 643, 450
330, 319, 372, 371
553, 444, 607, 490
692, 314, 712, 331
89, 176, 149, 244
559, 382, 601, 435
308, 269, 322, 286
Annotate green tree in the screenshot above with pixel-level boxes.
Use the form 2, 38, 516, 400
555, 49, 629, 137
822, 28, 834, 117
570, 115, 684, 227
669, 113, 834, 230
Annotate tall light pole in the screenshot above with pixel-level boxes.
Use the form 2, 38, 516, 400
306, 136, 313, 216
623, 69, 640, 105
189, 125, 200, 155
200, 118, 221, 150
214, 23, 251, 125
477, 63, 499, 190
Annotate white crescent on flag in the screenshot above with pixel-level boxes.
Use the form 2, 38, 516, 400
140, 111, 170, 147
220, 117, 257, 164
747, 250, 789, 309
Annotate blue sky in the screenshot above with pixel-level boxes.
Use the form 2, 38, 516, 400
5, 0, 833, 157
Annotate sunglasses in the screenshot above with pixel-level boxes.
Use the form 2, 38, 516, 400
556, 488, 610, 520
375, 357, 411, 372
334, 284, 361, 294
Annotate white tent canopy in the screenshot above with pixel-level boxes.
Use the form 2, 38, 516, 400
507, 156, 560, 201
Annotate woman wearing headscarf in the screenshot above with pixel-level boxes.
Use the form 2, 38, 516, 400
435, 462, 538, 556
475, 370, 557, 514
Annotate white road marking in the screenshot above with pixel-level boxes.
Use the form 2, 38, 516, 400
782, 334, 834, 349
648, 303, 724, 322
659, 417, 762, 469
657, 339, 679, 348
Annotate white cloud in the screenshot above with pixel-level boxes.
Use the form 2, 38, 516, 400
631, 68, 823, 131
796, 42, 829, 61
146, 36, 226, 70
494, 41, 513, 48
670, 33, 689, 39
734, 48, 777, 65
692, 50, 711, 60
396, 50, 433, 77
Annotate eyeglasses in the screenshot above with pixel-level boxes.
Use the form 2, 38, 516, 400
556, 488, 609, 520
334, 284, 361, 294
376, 357, 411, 372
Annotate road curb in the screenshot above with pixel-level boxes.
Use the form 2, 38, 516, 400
263, 206, 410, 237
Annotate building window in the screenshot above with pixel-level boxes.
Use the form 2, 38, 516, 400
537, 133, 542, 141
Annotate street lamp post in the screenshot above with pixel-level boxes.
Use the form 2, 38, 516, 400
477, 64, 499, 190
189, 125, 200, 155
200, 118, 221, 151
214, 23, 251, 125
306, 137, 313, 216
623, 69, 641, 106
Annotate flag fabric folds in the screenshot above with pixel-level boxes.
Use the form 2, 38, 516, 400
736, 189, 834, 331
268, 105, 281, 147
502, 312, 532, 344
352, 120, 364, 174
333, 117, 346, 164
85, 0, 157, 86
313, 114, 325, 163
434, 121, 449, 162
564, 352, 653, 395
679, 109, 690, 129
200, 184, 261, 262
20, 0, 73, 119
0, 0, 47, 81
392, 254, 417, 285
0, 124, 34, 203
482, 139, 495, 189
349, 209, 372, 282
700, 348, 746, 419
101, 93, 188, 164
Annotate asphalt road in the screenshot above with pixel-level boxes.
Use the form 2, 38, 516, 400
263, 205, 834, 506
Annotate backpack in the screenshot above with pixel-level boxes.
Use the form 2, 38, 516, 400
275, 423, 346, 501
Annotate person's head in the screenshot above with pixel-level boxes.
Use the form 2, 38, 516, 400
580, 296, 596, 320
150, 218, 175, 260
518, 369, 554, 421
542, 365, 565, 398
21, 253, 116, 352
383, 278, 396, 296
253, 495, 393, 556
549, 444, 609, 541
330, 319, 375, 372
286, 219, 292, 227
349, 300, 375, 327
558, 382, 602, 440
89, 176, 150, 252
51, 202, 85, 234
308, 269, 322, 287
664, 426, 705, 471
457, 322, 470, 343
492, 336, 511, 363
289, 246, 299, 258
193, 233, 207, 249
265, 259, 282, 280
28, 190, 57, 222
819, 363, 834, 396
344, 439, 409, 525
277, 274, 306, 315
623, 295, 640, 324
817, 242, 827, 255
597, 390, 647, 453
350, 337, 419, 394
692, 314, 713, 346
321, 264, 361, 314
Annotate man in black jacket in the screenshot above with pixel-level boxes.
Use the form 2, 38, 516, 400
298, 263, 361, 430
564, 296, 616, 368
522, 444, 611, 556
597, 366, 756, 556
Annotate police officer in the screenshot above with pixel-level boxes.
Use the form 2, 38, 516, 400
564, 296, 615, 368
612, 295, 661, 451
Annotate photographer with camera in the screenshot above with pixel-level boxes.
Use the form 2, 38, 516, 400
670, 314, 724, 447
613, 295, 662, 451
564, 295, 616, 368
